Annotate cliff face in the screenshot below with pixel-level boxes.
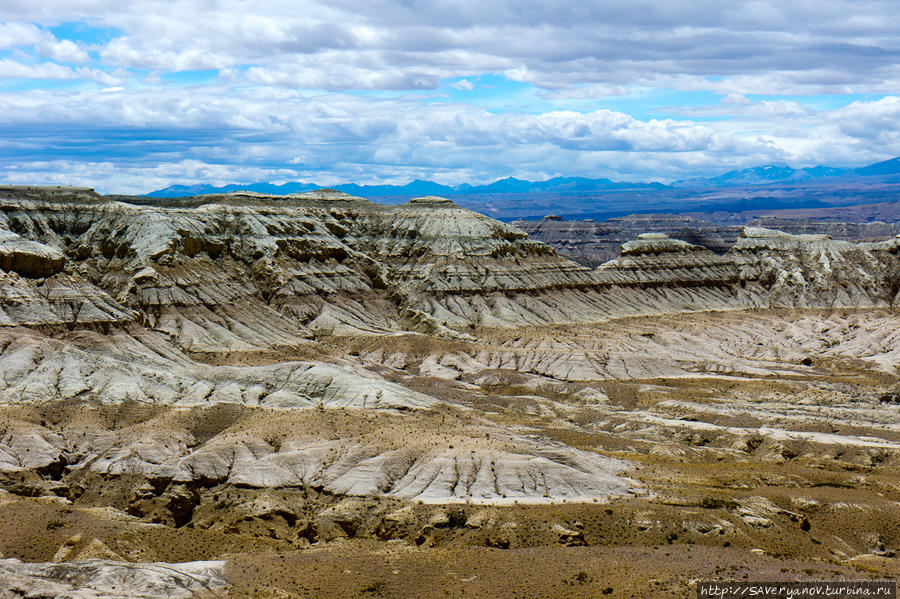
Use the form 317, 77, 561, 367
515, 213, 900, 268
512, 214, 741, 266
586, 233, 762, 318
596, 233, 739, 287
731, 227, 900, 308
584, 227, 900, 317
3, 190, 900, 340
0, 191, 606, 339
0, 224, 137, 328
2, 191, 898, 410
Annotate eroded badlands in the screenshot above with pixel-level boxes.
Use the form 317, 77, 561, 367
0, 186, 897, 597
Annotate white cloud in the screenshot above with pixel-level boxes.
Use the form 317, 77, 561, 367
722, 93, 751, 105
2, 1, 900, 189
0, 22, 46, 48
0, 22, 89, 63
245, 60, 442, 91
40, 38, 89, 63
0, 59, 122, 84
0, 58, 74, 79
832, 96, 900, 144
542, 84, 632, 100
4, 0, 900, 93
2, 80, 898, 191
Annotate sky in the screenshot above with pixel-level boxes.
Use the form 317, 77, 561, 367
1, 1, 900, 194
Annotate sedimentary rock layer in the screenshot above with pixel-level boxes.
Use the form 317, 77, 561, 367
1, 187, 899, 510
3, 189, 899, 339
0, 407, 642, 505
0, 190, 601, 336
512, 214, 742, 266
732, 227, 900, 308
0, 327, 434, 408
0, 557, 228, 598
515, 213, 900, 268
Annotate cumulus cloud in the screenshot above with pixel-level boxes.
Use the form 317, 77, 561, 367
0, 22, 47, 48
832, 96, 900, 144
38, 38, 89, 63
2, 1, 900, 190
2, 77, 897, 192
0, 22, 89, 63
0, 59, 119, 83
4, 0, 900, 92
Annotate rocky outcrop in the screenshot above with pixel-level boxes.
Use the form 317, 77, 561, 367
748, 217, 900, 241
53, 535, 124, 562
0, 408, 642, 505
0, 185, 101, 203
597, 233, 738, 286
513, 214, 742, 266
582, 233, 762, 318
0, 327, 434, 407
731, 227, 900, 307
0, 230, 65, 277
0, 558, 228, 598
587, 227, 900, 315
3, 188, 899, 339
514, 213, 900, 268
0, 190, 603, 337
358, 305, 900, 382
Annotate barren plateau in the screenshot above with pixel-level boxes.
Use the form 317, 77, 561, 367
0, 185, 897, 598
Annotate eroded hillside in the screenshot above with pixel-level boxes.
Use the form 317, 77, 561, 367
0, 186, 897, 598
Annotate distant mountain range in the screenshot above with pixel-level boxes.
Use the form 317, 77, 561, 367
146, 157, 900, 199
147, 176, 668, 198
671, 157, 900, 187
670, 165, 850, 187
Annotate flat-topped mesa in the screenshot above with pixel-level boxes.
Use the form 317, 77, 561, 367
738, 226, 832, 247
182, 188, 370, 206
588, 226, 900, 316
729, 226, 900, 308
620, 232, 707, 255
749, 216, 900, 242
590, 232, 755, 317
407, 195, 455, 206
512, 214, 741, 267
598, 233, 739, 285
0, 185, 103, 204
286, 188, 367, 202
